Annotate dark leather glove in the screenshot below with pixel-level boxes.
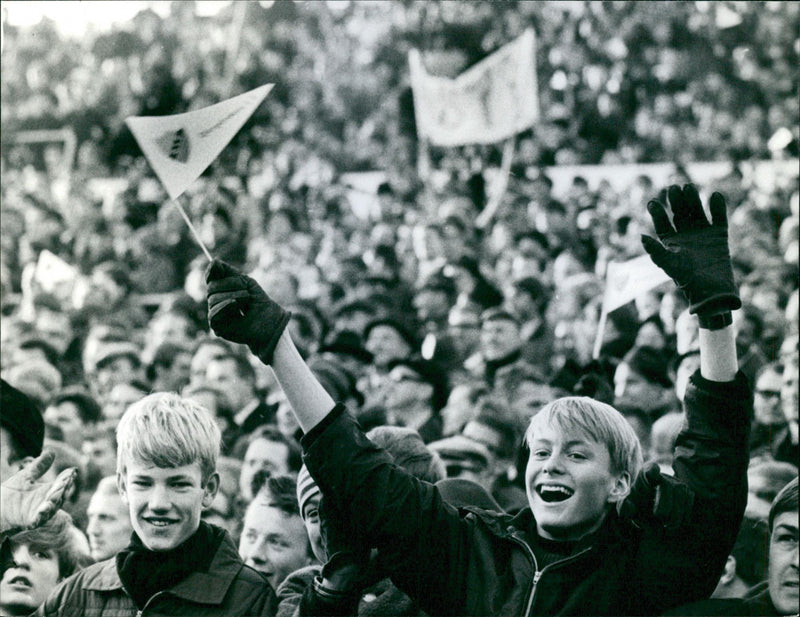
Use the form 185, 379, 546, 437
618, 463, 695, 530
205, 259, 291, 364
641, 185, 741, 320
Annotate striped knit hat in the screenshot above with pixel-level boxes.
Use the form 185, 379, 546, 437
296, 464, 321, 519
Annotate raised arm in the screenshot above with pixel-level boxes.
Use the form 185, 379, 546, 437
205, 260, 333, 431
641, 184, 740, 381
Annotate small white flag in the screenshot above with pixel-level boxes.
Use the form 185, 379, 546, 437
125, 84, 273, 200
601, 254, 672, 315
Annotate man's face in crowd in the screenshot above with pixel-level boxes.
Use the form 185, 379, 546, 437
781, 360, 798, 425
300, 493, 325, 563
189, 343, 226, 388
525, 416, 629, 542
239, 494, 311, 589
413, 289, 450, 326
480, 318, 521, 362
239, 438, 291, 502
0, 541, 61, 615
34, 308, 73, 356
118, 459, 218, 552
365, 325, 411, 369
205, 357, 252, 412
82, 438, 118, 479
754, 368, 785, 426
43, 401, 84, 450
94, 356, 139, 404
613, 362, 665, 411
102, 383, 146, 421
158, 350, 193, 393
86, 489, 133, 561
768, 510, 799, 614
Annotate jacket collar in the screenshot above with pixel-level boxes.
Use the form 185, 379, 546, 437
83, 530, 243, 605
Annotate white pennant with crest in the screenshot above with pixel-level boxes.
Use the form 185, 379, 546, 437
125, 84, 273, 200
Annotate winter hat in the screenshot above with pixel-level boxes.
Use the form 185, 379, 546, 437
1, 378, 45, 458
386, 358, 450, 411
319, 330, 373, 364
296, 464, 321, 520
622, 345, 672, 388
364, 316, 420, 351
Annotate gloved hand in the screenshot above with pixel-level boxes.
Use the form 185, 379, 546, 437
641, 185, 741, 320
318, 497, 370, 593
205, 259, 291, 365
618, 463, 695, 530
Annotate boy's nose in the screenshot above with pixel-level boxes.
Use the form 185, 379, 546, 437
11, 546, 32, 569
147, 485, 172, 510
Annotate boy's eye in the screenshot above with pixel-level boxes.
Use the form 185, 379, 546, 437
532, 450, 550, 459
33, 550, 51, 560
568, 452, 587, 460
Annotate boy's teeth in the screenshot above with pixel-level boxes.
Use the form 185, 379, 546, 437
538, 485, 574, 502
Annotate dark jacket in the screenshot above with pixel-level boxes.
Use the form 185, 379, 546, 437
302, 370, 751, 616
37, 529, 276, 617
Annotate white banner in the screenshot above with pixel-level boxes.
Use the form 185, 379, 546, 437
601, 254, 673, 315
409, 29, 539, 147
125, 84, 273, 200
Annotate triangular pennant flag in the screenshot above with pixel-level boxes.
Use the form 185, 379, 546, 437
601, 254, 673, 315
125, 84, 273, 200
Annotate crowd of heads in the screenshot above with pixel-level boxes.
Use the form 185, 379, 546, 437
1, 1, 798, 613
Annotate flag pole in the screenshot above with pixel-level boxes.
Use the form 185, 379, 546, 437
476, 136, 515, 229
592, 307, 608, 359
172, 197, 213, 262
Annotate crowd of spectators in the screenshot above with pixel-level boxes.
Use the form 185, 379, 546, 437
0, 1, 798, 615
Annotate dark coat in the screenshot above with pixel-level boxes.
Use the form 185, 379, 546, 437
37, 529, 276, 617
302, 370, 751, 616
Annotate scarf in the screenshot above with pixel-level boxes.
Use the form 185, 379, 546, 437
116, 521, 224, 609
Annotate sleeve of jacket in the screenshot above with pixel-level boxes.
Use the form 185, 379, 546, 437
302, 406, 473, 616
630, 369, 751, 614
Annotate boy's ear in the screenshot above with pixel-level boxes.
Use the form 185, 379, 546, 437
201, 472, 221, 508
117, 473, 129, 505
607, 471, 632, 504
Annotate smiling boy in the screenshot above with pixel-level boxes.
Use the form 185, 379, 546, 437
37, 392, 276, 617
208, 185, 751, 615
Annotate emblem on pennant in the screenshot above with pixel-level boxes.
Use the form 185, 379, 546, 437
156, 128, 190, 163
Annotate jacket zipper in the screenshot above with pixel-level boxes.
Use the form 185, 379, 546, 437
136, 590, 169, 617
508, 529, 593, 617
508, 530, 539, 617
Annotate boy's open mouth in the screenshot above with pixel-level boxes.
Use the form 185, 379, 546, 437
536, 484, 574, 502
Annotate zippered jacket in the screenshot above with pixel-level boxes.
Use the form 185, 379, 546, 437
301, 370, 751, 616
35, 528, 277, 617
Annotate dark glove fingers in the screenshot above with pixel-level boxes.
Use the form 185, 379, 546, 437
680, 184, 710, 228
708, 192, 729, 228
646, 201, 675, 239
205, 258, 241, 283
208, 297, 245, 322
668, 185, 696, 233
206, 275, 253, 295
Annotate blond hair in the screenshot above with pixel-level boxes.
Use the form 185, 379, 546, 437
116, 392, 220, 481
525, 396, 643, 480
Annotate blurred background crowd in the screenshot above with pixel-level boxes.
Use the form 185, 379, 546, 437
0, 0, 797, 608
